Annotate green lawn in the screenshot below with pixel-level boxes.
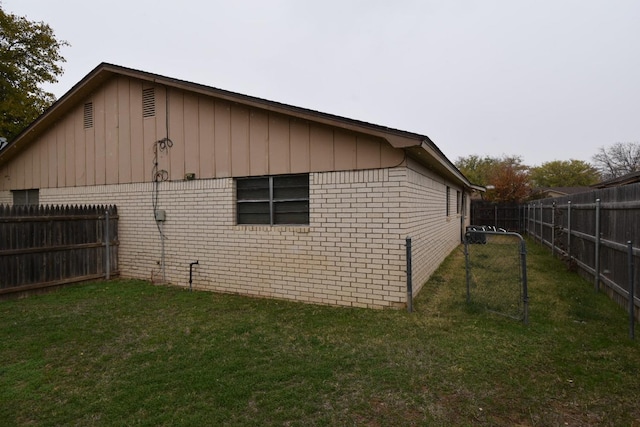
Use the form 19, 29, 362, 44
1, 240, 638, 426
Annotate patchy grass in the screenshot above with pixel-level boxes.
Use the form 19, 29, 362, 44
0, 239, 639, 426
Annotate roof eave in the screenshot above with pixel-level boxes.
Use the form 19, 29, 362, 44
0, 62, 431, 168
403, 139, 473, 189
0, 62, 474, 193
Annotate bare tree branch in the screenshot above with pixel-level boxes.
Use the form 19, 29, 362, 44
592, 142, 640, 180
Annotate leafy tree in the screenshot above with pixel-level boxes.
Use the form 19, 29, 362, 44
485, 157, 531, 203
530, 159, 600, 188
456, 154, 531, 203
0, 4, 67, 141
455, 154, 500, 186
592, 142, 640, 180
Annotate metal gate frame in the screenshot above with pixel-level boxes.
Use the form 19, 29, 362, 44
464, 230, 529, 324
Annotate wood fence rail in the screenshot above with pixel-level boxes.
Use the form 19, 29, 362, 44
525, 183, 640, 323
0, 204, 118, 295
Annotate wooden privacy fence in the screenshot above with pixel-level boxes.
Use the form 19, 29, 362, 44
0, 204, 118, 295
470, 200, 526, 232
525, 183, 640, 324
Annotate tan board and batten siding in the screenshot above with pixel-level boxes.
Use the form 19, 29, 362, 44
1, 76, 404, 191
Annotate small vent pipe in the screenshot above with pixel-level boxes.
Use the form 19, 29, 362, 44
189, 261, 199, 292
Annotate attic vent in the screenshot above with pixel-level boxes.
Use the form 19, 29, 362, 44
83, 102, 94, 129
143, 88, 156, 118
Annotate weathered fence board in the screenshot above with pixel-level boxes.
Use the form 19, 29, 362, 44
470, 201, 525, 232
525, 183, 640, 322
0, 204, 118, 294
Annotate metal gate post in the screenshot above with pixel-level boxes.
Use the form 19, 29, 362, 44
520, 237, 529, 325
551, 201, 556, 258
464, 236, 471, 304
628, 241, 635, 339
567, 201, 572, 260
406, 237, 413, 313
595, 199, 601, 292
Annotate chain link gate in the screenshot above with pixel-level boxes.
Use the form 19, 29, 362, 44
464, 228, 529, 324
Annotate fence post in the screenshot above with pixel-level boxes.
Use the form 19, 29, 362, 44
567, 201, 572, 260
539, 202, 543, 245
595, 199, 601, 292
464, 236, 471, 304
105, 209, 110, 280
406, 237, 413, 313
520, 238, 529, 325
494, 204, 498, 229
551, 201, 556, 258
628, 241, 635, 340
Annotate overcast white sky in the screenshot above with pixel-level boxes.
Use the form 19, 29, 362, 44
5, 0, 640, 166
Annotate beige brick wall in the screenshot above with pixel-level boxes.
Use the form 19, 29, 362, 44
33, 165, 462, 308
403, 159, 465, 296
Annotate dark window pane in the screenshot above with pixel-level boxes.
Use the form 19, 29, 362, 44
238, 187, 270, 201
446, 186, 451, 216
238, 202, 270, 215
28, 190, 39, 205
274, 200, 308, 213
274, 201, 309, 224
273, 175, 309, 200
273, 175, 307, 188
237, 177, 269, 201
12, 191, 26, 206
237, 177, 269, 190
12, 189, 39, 206
273, 185, 308, 200
238, 202, 270, 224
238, 213, 270, 224
274, 211, 309, 224
236, 174, 309, 225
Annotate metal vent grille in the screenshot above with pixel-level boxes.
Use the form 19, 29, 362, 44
143, 88, 155, 118
83, 102, 93, 129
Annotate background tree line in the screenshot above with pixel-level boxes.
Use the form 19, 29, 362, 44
456, 142, 640, 203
